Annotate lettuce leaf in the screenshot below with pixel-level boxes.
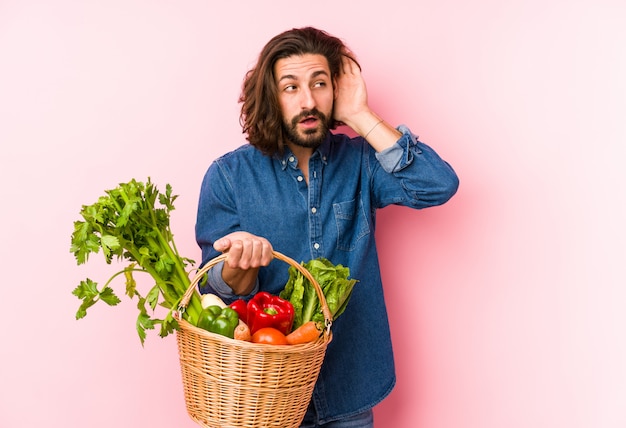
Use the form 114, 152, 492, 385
280, 258, 357, 329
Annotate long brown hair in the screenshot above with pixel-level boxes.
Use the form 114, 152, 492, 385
239, 27, 359, 156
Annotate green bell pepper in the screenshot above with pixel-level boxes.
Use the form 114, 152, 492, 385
196, 305, 239, 339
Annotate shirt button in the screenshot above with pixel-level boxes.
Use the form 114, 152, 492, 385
289, 156, 295, 162
297, 176, 303, 182
313, 243, 320, 250
311, 207, 317, 214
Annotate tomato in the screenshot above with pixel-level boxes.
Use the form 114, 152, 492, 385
251, 327, 288, 345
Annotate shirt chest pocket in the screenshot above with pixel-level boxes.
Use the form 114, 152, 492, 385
333, 198, 371, 251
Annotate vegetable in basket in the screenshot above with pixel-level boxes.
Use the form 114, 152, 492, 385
229, 299, 248, 322
69, 178, 203, 344
201, 293, 227, 309
251, 327, 288, 345
197, 305, 239, 339
230, 291, 295, 335
234, 319, 252, 341
279, 258, 357, 330
286, 321, 322, 345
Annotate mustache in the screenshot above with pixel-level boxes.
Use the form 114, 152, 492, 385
291, 108, 326, 126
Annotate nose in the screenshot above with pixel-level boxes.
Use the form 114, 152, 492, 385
299, 87, 315, 110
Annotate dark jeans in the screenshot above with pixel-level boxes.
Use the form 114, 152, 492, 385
299, 407, 374, 428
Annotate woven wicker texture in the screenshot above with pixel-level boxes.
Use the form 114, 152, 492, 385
176, 251, 332, 428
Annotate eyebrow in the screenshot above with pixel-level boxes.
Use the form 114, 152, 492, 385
277, 69, 330, 83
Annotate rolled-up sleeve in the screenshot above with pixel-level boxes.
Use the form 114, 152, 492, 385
374, 125, 421, 173
372, 125, 459, 209
199, 261, 259, 303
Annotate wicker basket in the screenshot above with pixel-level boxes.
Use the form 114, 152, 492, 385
175, 251, 333, 428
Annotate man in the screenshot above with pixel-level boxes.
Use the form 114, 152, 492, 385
195, 26, 459, 427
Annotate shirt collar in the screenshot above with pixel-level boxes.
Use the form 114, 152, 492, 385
278, 133, 331, 170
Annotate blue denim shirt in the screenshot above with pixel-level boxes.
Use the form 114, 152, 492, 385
195, 125, 458, 423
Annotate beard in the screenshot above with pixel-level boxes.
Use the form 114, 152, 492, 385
283, 108, 331, 149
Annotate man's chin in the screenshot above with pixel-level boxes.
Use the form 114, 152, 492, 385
284, 117, 329, 148
289, 128, 323, 148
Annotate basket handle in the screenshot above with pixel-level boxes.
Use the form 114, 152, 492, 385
178, 251, 333, 334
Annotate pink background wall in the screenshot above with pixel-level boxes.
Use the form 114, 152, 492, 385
1, 1, 625, 427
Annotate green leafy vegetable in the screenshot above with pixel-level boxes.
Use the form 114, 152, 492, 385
279, 258, 358, 330
70, 178, 203, 344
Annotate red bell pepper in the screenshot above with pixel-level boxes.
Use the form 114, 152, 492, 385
229, 299, 248, 323
246, 291, 294, 335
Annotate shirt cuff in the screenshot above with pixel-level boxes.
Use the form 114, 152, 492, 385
374, 124, 422, 173
202, 261, 260, 303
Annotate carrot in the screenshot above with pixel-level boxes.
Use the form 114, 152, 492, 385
234, 319, 251, 341
286, 321, 322, 345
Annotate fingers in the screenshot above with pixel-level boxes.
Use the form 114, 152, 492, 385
333, 55, 369, 127
213, 237, 231, 252
213, 232, 273, 270
340, 50, 362, 74
227, 238, 272, 269
340, 54, 359, 75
